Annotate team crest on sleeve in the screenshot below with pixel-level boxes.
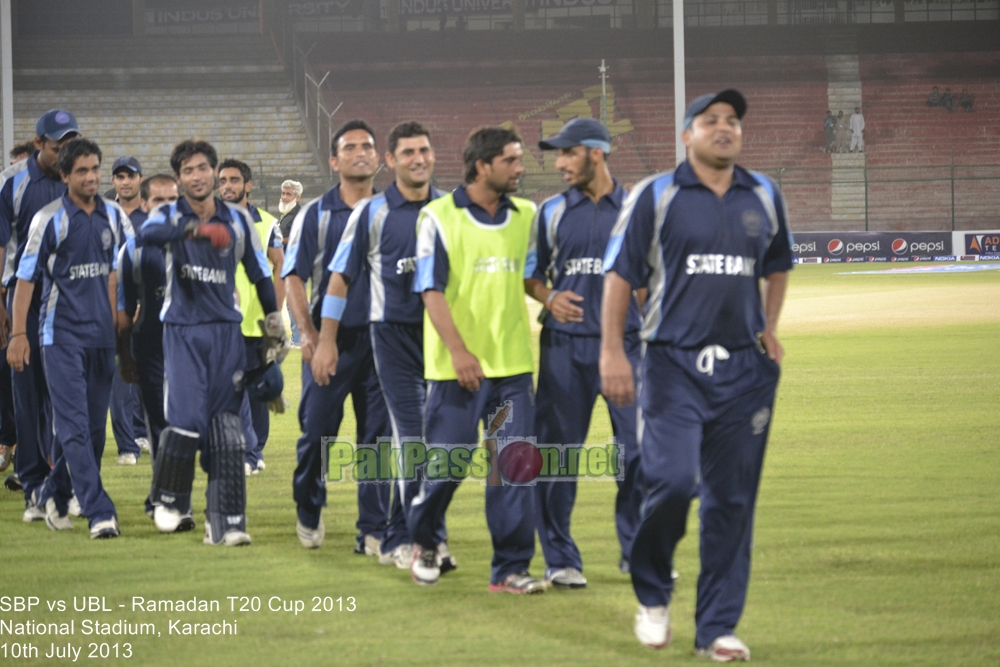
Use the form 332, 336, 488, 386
751, 407, 771, 435
101, 228, 113, 249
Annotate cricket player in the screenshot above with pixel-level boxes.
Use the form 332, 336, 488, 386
8, 138, 130, 538
601, 90, 793, 659
408, 126, 543, 593
108, 155, 148, 465
217, 158, 285, 475
0, 109, 78, 519
314, 121, 452, 570
139, 140, 286, 546
117, 174, 179, 518
282, 119, 391, 552
528, 118, 644, 588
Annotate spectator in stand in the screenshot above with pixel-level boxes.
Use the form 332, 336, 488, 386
849, 107, 865, 153
940, 88, 954, 113
959, 88, 974, 113
277, 179, 303, 346
926, 86, 942, 108
823, 110, 836, 153
834, 110, 850, 153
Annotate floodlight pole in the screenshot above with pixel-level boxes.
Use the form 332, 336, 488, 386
599, 59, 608, 127
1, 0, 13, 169
673, 0, 686, 165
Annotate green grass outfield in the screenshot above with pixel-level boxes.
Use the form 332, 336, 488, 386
1, 263, 998, 666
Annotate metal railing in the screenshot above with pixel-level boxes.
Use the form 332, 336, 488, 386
289, 35, 343, 180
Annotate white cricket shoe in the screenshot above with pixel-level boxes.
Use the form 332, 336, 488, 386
154, 505, 195, 533
634, 605, 671, 649
436, 541, 458, 574
90, 517, 120, 539
22, 491, 45, 522
45, 498, 73, 531
297, 520, 325, 549
546, 567, 588, 589
117, 453, 137, 466
379, 543, 413, 569
204, 524, 251, 546
697, 635, 750, 662
257, 459, 266, 471
363, 533, 381, 556
136, 437, 151, 453
244, 462, 258, 477
68, 494, 82, 517
410, 545, 440, 586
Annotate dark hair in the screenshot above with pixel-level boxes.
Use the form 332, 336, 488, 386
140, 173, 178, 201
331, 119, 375, 157
463, 126, 522, 184
218, 158, 252, 184
388, 121, 431, 155
57, 137, 102, 176
170, 139, 218, 175
10, 141, 34, 161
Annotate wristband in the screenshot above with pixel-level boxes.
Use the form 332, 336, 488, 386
321, 295, 347, 322
545, 290, 560, 307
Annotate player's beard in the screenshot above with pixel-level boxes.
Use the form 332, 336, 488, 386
278, 199, 296, 215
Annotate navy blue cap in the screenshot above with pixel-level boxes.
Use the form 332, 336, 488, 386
35, 109, 80, 141
112, 156, 142, 175
245, 363, 283, 403
539, 118, 612, 153
683, 89, 748, 129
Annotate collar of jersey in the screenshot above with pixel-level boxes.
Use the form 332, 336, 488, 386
176, 196, 232, 223
564, 180, 625, 209
452, 184, 518, 216
674, 160, 757, 191
62, 193, 110, 220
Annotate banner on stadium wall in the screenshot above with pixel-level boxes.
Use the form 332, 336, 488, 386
790, 232, 954, 264
145, 1, 260, 25
953, 231, 1000, 262
288, 0, 617, 19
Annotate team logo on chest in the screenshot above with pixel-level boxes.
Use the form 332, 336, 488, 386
101, 229, 113, 250
741, 210, 763, 238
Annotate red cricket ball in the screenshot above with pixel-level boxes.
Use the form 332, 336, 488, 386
498, 441, 543, 484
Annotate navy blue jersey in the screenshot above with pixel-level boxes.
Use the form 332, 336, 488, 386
129, 207, 148, 229
282, 184, 372, 329
604, 161, 794, 349
329, 182, 445, 325
16, 195, 131, 348
117, 235, 165, 349
0, 153, 68, 287
138, 197, 273, 326
533, 182, 641, 337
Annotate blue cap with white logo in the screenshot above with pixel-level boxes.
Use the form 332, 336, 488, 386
35, 109, 80, 141
683, 89, 747, 130
112, 156, 142, 175
539, 118, 612, 154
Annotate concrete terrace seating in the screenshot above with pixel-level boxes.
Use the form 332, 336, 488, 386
860, 52, 1000, 230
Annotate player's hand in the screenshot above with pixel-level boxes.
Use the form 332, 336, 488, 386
759, 330, 784, 365
118, 349, 139, 384
549, 290, 585, 324
310, 340, 339, 386
452, 348, 485, 392
259, 312, 291, 365
195, 223, 231, 249
600, 346, 634, 407
7, 334, 30, 372
0, 304, 10, 349
300, 328, 318, 364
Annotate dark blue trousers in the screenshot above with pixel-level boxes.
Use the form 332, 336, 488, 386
631, 343, 779, 650
9, 288, 53, 501
534, 329, 643, 574
243, 337, 269, 468
370, 322, 447, 552
0, 331, 16, 446
37, 345, 116, 525
293, 325, 390, 546
409, 373, 536, 584
110, 367, 146, 457
163, 322, 244, 439
133, 334, 166, 454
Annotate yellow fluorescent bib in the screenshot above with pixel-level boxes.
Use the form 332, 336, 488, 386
421, 195, 536, 381
236, 210, 278, 338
